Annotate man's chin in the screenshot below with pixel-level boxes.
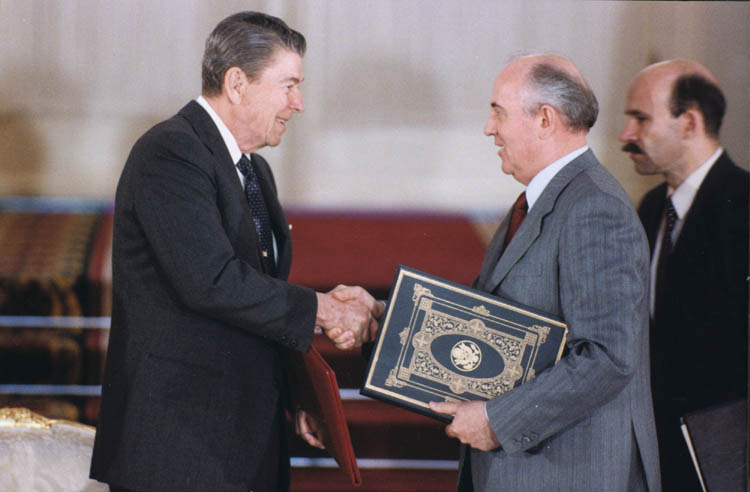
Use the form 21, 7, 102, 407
632, 158, 659, 176
265, 135, 283, 148
500, 160, 512, 176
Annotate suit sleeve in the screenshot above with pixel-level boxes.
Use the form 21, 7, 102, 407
485, 192, 649, 454
125, 128, 316, 351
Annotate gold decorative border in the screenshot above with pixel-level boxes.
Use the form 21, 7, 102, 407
364, 268, 568, 410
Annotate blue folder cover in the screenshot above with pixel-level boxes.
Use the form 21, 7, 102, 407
361, 265, 568, 422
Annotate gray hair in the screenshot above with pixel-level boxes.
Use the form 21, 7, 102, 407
201, 11, 306, 96
520, 63, 598, 132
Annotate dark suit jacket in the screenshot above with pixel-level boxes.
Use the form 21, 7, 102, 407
90, 101, 317, 492
468, 150, 660, 492
638, 151, 748, 491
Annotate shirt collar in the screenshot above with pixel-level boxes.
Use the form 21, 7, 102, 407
526, 145, 589, 210
668, 147, 722, 219
195, 95, 244, 165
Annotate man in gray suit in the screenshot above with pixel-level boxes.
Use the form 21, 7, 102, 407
431, 54, 661, 491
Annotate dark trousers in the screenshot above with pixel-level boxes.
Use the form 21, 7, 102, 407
250, 401, 290, 492
109, 405, 289, 492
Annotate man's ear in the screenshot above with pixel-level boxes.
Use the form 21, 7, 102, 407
680, 108, 703, 140
537, 104, 557, 140
224, 67, 246, 104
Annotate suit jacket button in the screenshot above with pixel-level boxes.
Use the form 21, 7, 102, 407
280, 335, 288, 343
522, 436, 531, 443
290, 339, 298, 348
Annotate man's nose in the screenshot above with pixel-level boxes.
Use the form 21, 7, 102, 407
619, 120, 635, 143
483, 116, 495, 136
290, 90, 304, 113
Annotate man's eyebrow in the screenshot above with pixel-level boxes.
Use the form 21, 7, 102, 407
625, 109, 648, 118
283, 76, 303, 84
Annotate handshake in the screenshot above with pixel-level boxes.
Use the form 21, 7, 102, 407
315, 285, 385, 350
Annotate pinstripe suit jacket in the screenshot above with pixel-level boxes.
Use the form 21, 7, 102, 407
465, 150, 661, 492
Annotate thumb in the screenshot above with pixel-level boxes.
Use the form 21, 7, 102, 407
429, 401, 459, 415
331, 286, 361, 302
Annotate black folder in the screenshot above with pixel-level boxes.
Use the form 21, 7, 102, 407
681, 398, 747, 492
361, 265, 567, 422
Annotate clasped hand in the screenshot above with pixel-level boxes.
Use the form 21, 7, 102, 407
315, 285, 384, 350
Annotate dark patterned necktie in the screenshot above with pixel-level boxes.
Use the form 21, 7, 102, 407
654, 196, 677, 319
503, 191, 528, 250
236, 155, 275, 265
659, 197, 678, 257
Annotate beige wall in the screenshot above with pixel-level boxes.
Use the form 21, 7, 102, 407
1, 1, 748, 213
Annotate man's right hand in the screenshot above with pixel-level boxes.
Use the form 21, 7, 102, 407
315, 286, 384, 350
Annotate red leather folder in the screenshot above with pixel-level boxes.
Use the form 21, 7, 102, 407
288, 345, 362, 486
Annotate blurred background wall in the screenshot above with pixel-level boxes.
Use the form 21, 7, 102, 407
1, 0, 748, 213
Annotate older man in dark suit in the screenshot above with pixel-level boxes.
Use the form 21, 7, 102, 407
620, 59, 748, 492
430, 54, 661, 491
90, 12, 382, 492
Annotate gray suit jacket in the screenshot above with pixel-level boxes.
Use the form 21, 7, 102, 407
467, 150, 660, 492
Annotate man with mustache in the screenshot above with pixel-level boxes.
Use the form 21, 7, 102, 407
620, 59, 748, 492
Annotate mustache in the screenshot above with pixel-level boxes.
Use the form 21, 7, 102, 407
621, 142, 644, 154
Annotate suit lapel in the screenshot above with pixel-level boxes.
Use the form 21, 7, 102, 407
179, 101, 235, 168
476, 213, 512, 289
179, 102, 245, 213
180, 100, 253, 226
179, 101, 290, 278
671, 151, 731, 260
482, 150, 596, 293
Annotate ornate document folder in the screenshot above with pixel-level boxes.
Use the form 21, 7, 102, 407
361, 266, 568, 422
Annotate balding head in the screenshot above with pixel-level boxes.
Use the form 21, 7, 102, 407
510, 54, 599, 132
620, 59, 725, 187
633, 59, 725, 139
637, 59, 718, 86
484, 53, 595, 185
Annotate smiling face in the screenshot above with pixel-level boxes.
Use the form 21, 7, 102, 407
230, 49, 304, 153
483, 63, 540, 185
619, 70, 685, 177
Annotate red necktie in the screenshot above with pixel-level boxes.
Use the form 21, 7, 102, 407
503, 191, 528, 250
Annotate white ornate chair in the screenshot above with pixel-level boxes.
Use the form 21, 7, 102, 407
0, 407, 109, 492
